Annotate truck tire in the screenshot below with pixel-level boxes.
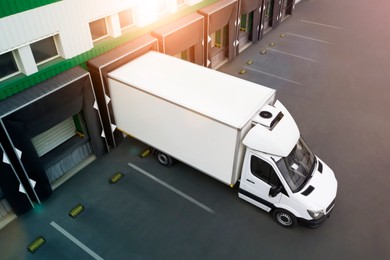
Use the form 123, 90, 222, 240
272, 209, 296, 228
155, 151, 174, 167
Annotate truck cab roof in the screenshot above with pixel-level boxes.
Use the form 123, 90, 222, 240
243, 100, 300, 157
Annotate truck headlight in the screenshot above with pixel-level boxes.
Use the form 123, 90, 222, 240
307, 210, 324, 220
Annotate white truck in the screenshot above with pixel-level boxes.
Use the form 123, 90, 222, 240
107, 51, 337, 228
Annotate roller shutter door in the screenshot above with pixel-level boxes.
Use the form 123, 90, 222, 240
31, 117, 76, 157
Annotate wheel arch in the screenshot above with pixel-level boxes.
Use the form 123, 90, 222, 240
272, 204, 303, 219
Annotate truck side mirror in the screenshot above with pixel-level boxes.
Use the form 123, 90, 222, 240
269, 185, 282, 197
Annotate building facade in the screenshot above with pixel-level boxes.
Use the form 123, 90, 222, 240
0, 0, 298, 227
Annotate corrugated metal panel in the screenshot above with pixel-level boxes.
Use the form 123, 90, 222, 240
0, 0, 93, 57
31, 117, 76, 157
0, 2, 65, 53
0, 0, 220, 100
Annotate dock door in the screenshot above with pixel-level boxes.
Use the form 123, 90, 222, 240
262, 0, 277, 35
198, 0, 239, 69
280, 0, 294, 22
238, 0, 262, 53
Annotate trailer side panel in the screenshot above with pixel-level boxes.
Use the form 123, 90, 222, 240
109, 78, 239, 185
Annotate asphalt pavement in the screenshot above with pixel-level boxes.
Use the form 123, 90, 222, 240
0, 0, 389, 259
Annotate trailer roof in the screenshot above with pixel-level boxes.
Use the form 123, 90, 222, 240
108, 51, 275, 128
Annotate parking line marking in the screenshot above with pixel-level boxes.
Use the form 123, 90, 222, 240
286, 32, 332, 44
267, 48, 318, 63
243, 66, 304, 86
128, 162, 215, 214
300, 19, 344, 30
50, 221, 104, 260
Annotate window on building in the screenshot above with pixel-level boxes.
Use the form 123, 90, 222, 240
30, 36, 59, 65
0, 51, 20, 80
89, 18, 108, 41
119, 9, 133, 29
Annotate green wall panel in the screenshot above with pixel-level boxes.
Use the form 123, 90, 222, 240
0, 0, 61, 18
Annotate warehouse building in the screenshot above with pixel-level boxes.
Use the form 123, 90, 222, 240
0, 0, 297, 228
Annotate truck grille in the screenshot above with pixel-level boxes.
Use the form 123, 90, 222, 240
326, 199, 335, 214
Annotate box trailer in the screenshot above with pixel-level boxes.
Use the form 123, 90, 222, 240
107, 51, 337, 228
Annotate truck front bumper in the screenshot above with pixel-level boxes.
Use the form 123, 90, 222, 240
298, 210, 333, 228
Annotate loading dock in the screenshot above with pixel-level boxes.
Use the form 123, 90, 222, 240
198, 0, 239, 69
152, 13, 204, 65
0, 67, 105, 215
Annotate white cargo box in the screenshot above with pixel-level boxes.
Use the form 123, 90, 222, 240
107, 51, 275, 185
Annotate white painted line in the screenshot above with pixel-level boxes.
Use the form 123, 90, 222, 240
300, 19, 344, 30
50, 221, 104, 260
243, 66, 304, 86
128, 162, 215, 214
286, 32, 332, 44
267, 48, 318, 63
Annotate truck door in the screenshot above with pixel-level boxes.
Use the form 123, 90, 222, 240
239, 154, 282, 212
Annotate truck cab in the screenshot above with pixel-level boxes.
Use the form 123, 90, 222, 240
239, 100, 338, 228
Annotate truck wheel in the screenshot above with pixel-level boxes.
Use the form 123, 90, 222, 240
155, 151, 174, 167
272, 209, 296, 228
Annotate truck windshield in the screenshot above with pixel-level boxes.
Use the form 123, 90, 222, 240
276, 137, 316, 192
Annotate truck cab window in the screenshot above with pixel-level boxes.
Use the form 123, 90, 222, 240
250, 156, 280, 186
276, 137, 315, 192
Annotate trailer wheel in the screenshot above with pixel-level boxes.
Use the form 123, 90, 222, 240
155, 151, 174, 167
272, 209, 296, 228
